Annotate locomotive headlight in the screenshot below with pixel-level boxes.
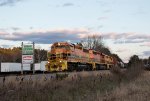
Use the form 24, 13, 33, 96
60, 60, 62, 62
48, 61, 50, 64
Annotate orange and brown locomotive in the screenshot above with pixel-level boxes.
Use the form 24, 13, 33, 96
46, 42, 115, 72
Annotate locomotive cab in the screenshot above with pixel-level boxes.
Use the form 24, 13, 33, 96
46, 42, 72, 71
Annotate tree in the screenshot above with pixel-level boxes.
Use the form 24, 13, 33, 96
128, 55, 140, 67
34, 49, 47, 63
81, 34, 111, 55
148, 57, 150, 64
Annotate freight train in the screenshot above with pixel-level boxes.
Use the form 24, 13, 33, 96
46, 42, 115, 72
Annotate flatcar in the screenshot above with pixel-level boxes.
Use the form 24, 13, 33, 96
46, 42, 115, 72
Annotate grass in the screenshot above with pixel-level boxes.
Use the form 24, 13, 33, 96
0, 64, 149, 101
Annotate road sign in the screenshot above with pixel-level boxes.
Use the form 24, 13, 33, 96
22, 45, 33, 55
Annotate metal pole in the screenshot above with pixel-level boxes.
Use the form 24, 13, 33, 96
33, 42, 35, 74
21, 42, 23, 75
0, 55, 1, 73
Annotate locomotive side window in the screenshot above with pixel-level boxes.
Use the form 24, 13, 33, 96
62, 53, 67, 59
50, 54, 56, 60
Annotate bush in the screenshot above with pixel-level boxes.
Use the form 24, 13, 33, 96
125, 62, 144, 81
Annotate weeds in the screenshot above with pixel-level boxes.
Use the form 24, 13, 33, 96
0, 63, 149, 101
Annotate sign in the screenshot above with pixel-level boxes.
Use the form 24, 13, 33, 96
22, 45, 33, 55
22, 43, 34, 64
22, 55, 33, 64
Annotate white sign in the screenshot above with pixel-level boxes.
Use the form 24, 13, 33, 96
22, 55, 33, 64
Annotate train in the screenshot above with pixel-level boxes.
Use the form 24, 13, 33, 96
46, 42, 116, 72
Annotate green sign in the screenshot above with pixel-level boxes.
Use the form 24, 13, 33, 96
22, 45, 33, 55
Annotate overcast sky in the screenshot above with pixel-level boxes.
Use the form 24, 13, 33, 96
0, 0, 150, 62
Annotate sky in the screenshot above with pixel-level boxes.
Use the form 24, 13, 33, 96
0, 0, 150, 62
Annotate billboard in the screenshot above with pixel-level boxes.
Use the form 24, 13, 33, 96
22, 44, 34, 64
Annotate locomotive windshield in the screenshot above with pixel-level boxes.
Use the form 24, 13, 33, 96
49, 53, 71, 60
51, 45, 70, 49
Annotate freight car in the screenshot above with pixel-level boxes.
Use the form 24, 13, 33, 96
46, 42, 115, 72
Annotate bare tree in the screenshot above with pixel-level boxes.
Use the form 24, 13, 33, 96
81, 34, 111, 55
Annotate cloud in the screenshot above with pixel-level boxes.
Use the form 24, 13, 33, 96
140, 42, 150, 47
114, 39, 147, 44
11, 27, 20, 31
0, 27, 20, 31
96, 0, 109, 7
102, 32, 150, 44
0, 44, 13, 48
0, 31, 8, 35
62, 3, 74, 7
0, 0, 23, 6
0, 28, 89, 43
98, 16, 108, 20
0, 28, 8, 32
97, 25, 104, 29
115, 48, 129, 53
143, 51, 150, 56
103, 9, 111, 13
1, 28, 149, 45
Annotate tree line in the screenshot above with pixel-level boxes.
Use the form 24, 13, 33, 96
128, 55, 150, 67
0, 47, 47, 63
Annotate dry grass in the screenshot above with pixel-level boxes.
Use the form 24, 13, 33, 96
104, 71, 150, 101
0, 64, 149, 101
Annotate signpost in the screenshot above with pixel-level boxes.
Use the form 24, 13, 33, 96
21, 42, 35, 74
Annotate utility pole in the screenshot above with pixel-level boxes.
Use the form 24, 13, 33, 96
33, 42, 35, 74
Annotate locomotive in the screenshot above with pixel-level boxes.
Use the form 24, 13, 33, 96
46, 42, 115, 72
